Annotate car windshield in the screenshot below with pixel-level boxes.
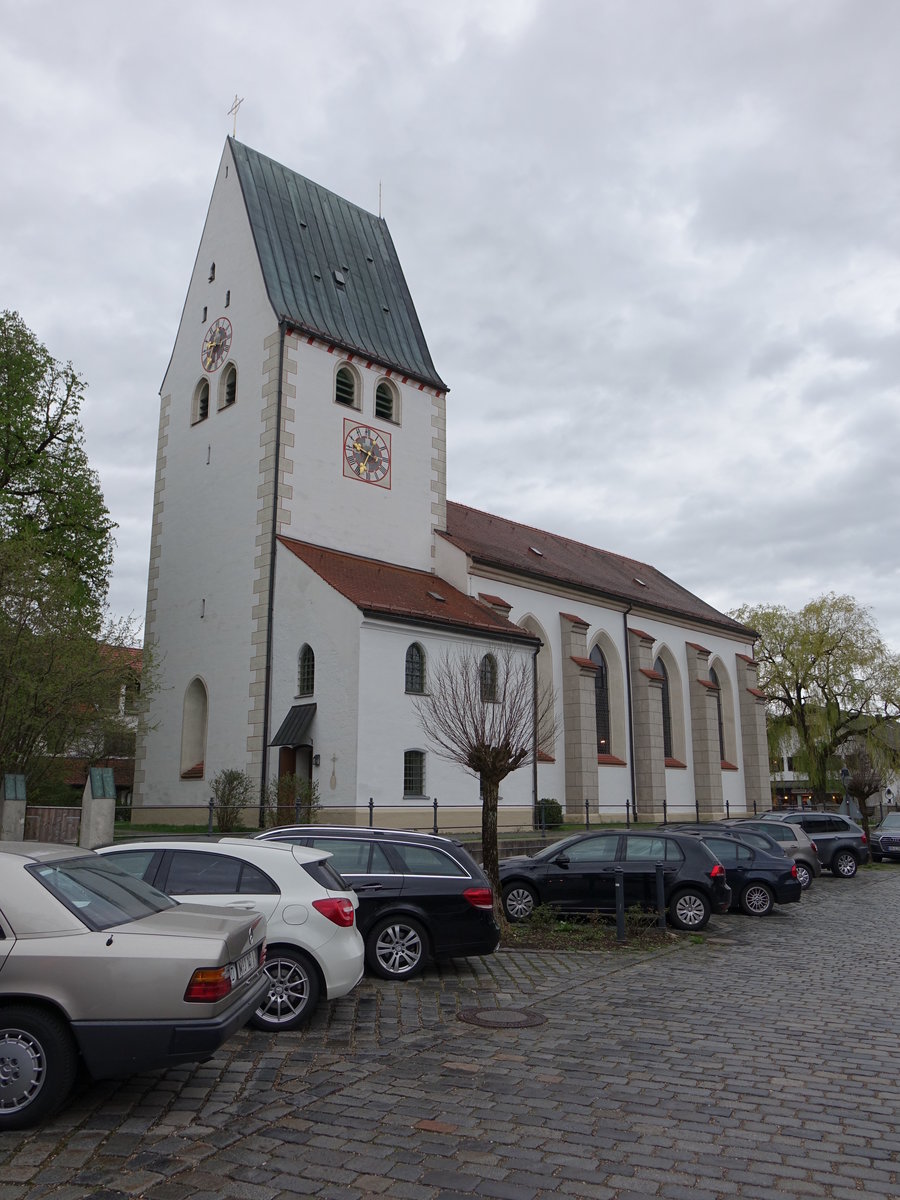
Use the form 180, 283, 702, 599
28, 855, 177, 932
878, 812, 900, 830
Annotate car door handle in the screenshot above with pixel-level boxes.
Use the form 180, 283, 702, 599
351, 882, 383, 892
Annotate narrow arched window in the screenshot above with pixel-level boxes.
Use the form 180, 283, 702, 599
180, 677, 208, 778
375, 380, 398, 422
655, 656, 673, 759
405, 643, 425, 694
404, 750, 425, 796
590, 645, 611, 754
480, 654, 498, 703
335, 365, 357, 407
298, 644, 315, 696
710, 667, 726, 762
223, 364, 237, 407
193, 379, 210, 424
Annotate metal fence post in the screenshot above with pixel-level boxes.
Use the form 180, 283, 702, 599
432, 796, 438, 835
207, 798, 214, 836
615, 867, 626, 942
539, 798, 546, 834
625, 799, 631, 828
662, 793, 668, 825
655, 863, 666, 930
584, 798, 590, 829
368, 797, 374, 827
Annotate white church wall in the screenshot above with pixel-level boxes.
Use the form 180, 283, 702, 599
270, 550, 361, 808
140, 141, 280, 811
283, 343, 438, 572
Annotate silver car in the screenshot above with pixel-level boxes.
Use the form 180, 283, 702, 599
0, 843, 269, 1131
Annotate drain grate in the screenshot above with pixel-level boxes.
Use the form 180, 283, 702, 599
457, 1007, 547, 1029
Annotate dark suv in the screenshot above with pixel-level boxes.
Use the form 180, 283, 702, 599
498, 829, 732, 931
763, 811, 869, 877
256, 826, 499, 979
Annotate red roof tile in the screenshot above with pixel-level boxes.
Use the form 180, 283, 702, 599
279, 537, 536, 642
444, 503, 752, 637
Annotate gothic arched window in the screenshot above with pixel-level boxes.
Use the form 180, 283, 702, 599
480, 654, 498, 703
405, 643, 425, 694
654, 656, 673, 759
590, 644, 610, 754
710, 667, 726, 762
297, 644, 315, 696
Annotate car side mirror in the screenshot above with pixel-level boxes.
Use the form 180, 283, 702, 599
553, 853, 570, 867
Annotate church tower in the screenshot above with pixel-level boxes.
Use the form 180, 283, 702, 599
135, 139, 449, 811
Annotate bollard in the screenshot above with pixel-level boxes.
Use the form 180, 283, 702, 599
368, 797, 374, 827
615, 867, 626, 942
585, 798, 590, 829
432, 796, 438, 835
655, 862, 667, 930
207, 798, 214, 836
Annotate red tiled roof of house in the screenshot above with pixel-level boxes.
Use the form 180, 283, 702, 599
279, 537, 537, 642
62, 758, 135, 789
443, 502, 753, 638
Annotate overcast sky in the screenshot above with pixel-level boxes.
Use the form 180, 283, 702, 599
3, 0, 900, 650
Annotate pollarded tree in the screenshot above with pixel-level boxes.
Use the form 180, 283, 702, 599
413, 644, 555, 919
732, 594, 900, 807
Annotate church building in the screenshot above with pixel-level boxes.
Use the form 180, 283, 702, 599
134, 138, 769, 827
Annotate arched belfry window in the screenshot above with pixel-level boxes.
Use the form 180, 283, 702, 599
221, 364, 237, 408
334, 364, 358, 408
297, 644, 315, 696
375, 380, 398, 422
405, 643, 425, 694
710, 667, 726, 762
480, 654, 498, 703
654, 656, 673, 759
180, 677, 208, 778
192, 379, 209, 424
590, 645, 610, 754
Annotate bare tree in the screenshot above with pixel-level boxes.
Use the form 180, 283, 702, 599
840, 735, 899, 843
414, 644, 555, 919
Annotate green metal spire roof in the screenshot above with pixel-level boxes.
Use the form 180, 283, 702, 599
229, 139, 447, 391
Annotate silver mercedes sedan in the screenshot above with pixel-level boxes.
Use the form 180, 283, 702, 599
0, 843, 269, 1131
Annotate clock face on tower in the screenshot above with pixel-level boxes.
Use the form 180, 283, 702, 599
343, 419, 391, 488
201, 317, 232, 372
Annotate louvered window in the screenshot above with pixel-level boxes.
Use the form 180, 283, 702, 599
223, 366, 236, 406
375, 381, 396, 421
335, 366, 356, 406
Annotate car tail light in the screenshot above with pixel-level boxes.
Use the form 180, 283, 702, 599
185, 966, 233, 1002
709, 863, 726, 880
463, 887, 494, 910
810, 840, 817, 852
790, 863, 798, 878
861, 833, 868, 844
312, 897, 355, 927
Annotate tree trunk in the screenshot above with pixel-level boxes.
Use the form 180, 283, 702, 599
480, 774, 503, 926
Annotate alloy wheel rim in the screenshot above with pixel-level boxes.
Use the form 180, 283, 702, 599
674, 895, 705, 926
796, 864, 811, 888
259, 959, 311, 1023
376, 924, 423, 974
836, 854, 856, 876
505, 888, 534, 920
0, 1029, 45, 1114
745, 886, 770, 914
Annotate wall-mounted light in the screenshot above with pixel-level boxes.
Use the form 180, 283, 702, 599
312, 753, 321, 767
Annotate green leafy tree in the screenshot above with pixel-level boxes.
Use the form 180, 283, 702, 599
733, 594, 900, 807
0, 312, 144, 791
414, 644, 555, 921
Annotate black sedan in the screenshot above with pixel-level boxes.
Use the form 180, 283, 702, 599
256, 826, 499, 979
498, 829, 732, 931
869, 811, 900, 862
674, 831, 801, 915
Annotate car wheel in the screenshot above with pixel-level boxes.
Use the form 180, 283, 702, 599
249, 948, 321, 1031
740, 882, 774, 916
502, 882, 538, 922
668, 889, 711, 931
366, 916, 428, 980
794, 862, 813, 890
832, 850, 858, 878
0, 1006, 78, 1131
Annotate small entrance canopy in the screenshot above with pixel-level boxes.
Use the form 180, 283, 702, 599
270, 703, 316, 747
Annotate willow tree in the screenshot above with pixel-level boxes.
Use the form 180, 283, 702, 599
733, 594, 900, 806
414, 644, 555, 916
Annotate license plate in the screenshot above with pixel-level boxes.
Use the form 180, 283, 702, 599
230, 949, 258, 985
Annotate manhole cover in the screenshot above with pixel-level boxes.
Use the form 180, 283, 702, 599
457, 1007, 547, 1029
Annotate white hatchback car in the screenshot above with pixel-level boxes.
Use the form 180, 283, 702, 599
99, 838, 364, 1029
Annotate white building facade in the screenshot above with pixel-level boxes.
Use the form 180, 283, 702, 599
134, 138, 769, 828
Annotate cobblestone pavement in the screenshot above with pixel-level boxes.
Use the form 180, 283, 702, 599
3, 867, 900, 1200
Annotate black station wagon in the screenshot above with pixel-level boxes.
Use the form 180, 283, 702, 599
499, 829, 732, 930
256, 826, 499, 979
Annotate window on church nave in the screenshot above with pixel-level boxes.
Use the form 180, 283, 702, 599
403, 750, 426, 797
709, 667, 726, 762
297, 644, 315, 696
405, 643, 426, 693
334, 365, 359, 408
375, 380, 398, 423
192, 379, 210, 424
479, 654, 498, 704
590, 645, 610, 754
654, 656, 673, 759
